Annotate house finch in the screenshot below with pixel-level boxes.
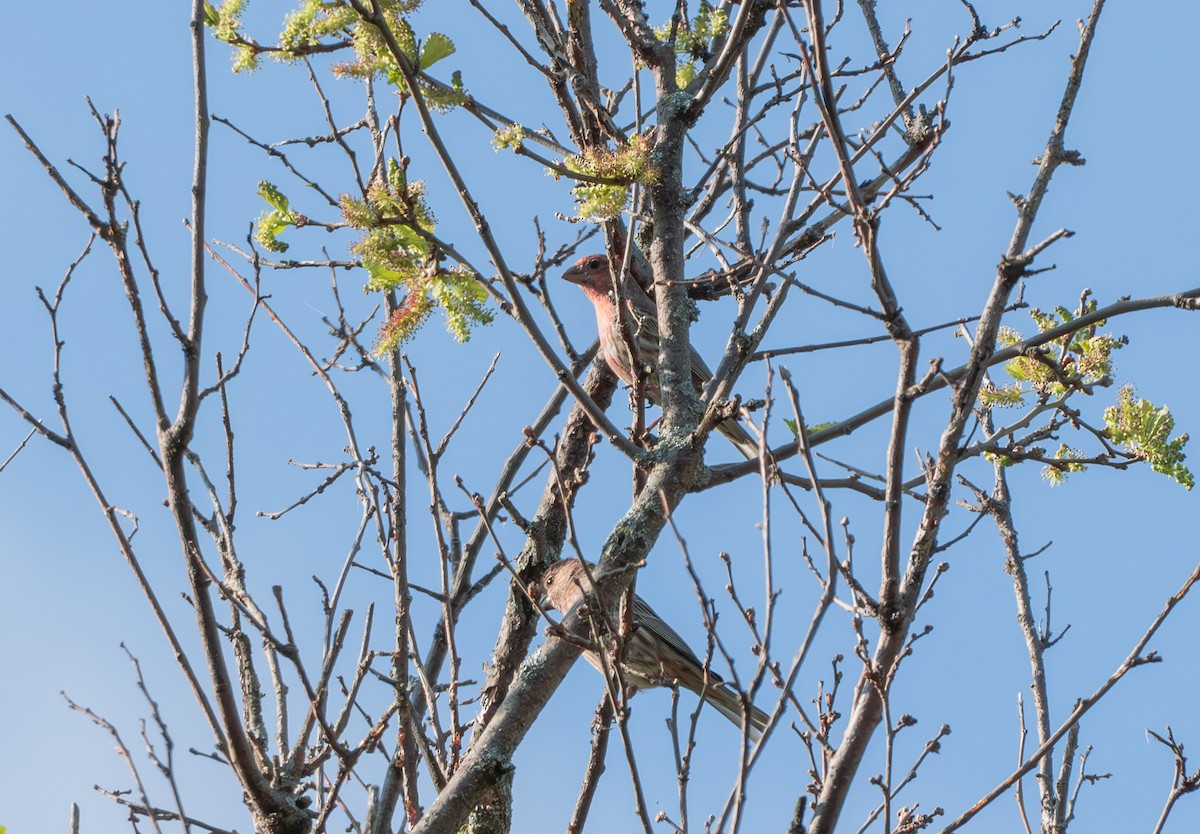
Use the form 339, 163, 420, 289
538, 559, 770, 741
563, 254, 760, 459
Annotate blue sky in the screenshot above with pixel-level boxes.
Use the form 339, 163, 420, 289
2, 3, 1199, 833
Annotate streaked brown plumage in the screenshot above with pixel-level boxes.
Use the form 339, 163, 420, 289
539, 559, 769, 741
562, 254, 760, 459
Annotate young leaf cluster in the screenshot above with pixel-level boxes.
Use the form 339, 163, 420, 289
976, 381, 1027, 409
981, 300, 1191, 488
326, 3, 464, 110
429, 266, 494, 345
492, 124, 526, 152
1041, 445, 1088, 486
219, 6, 482, 348
1105, 385, 1193, 489
206, 0, 462, 101
205, 0, 258, 72
342, 160, 493, 352
374, 266, 494, 353
254, 181, 298, 253
655, 3, 730, 88
342, 159, 437, 290
559, 134, 658, 222
990, 300, 1125, 404
279, 1, 360, 57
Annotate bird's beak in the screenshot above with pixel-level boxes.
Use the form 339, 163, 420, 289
562, 263, 587, 285
530, 582, 551, 610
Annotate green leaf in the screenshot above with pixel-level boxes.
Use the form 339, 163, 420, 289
361, 254, 405, 288
393, 225, 429, 252
782, 418, 835, 438
257, 181, 292, 215
254, 183, 296, 252
386, 157, 406, 191
203, 2, 220, 27
419, 33, 455, 69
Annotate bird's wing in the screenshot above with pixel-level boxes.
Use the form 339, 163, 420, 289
619, 279, 717, 396
631, 595, 724, 682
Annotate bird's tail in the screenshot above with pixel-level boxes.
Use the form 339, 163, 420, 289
704, 683, 770, 743
716, 416, 763, 461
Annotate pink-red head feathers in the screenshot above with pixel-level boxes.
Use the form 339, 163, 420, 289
562, 254, 615, 298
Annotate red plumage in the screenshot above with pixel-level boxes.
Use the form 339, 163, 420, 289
563, 254, 759, 458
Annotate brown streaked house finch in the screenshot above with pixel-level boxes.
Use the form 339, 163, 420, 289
563, 254, 760, 459
538, 559, 770, 741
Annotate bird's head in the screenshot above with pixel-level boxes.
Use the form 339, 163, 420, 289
537, 559, 593, 611
562, 254, 613, 294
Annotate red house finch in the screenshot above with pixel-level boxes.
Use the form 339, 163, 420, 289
563, 254, 760, 459
539, 559, 770, 741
